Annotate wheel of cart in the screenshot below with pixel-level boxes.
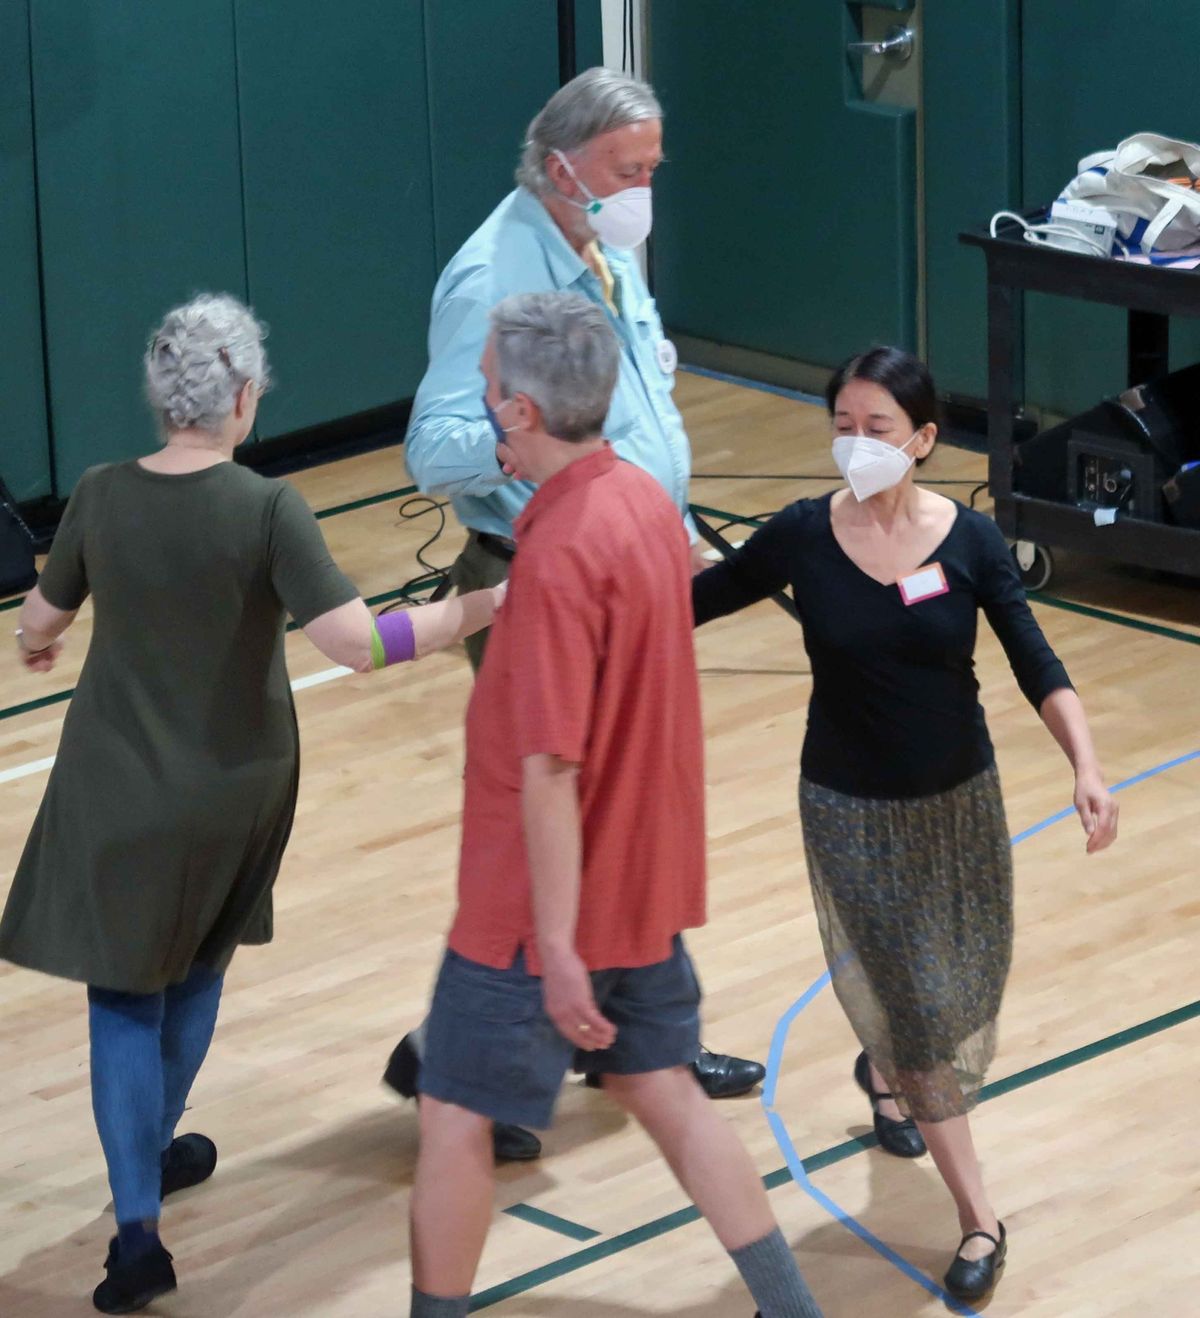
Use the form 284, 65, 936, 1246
1012, 540, 1054, 591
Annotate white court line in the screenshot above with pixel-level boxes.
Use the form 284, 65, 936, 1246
0, 665, 354, 786
0, 755, 57, 786
290, 665, 353, 691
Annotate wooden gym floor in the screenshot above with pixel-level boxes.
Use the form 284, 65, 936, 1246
1, 371, 1197, 1316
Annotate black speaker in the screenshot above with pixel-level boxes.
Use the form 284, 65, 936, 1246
1164, 462, 1200, 529
0, 478, 37, 597
1014, 361, 1200, 523
1066, 431, 1162, 519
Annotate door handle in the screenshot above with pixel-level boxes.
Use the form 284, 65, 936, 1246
846, 24, 914, 63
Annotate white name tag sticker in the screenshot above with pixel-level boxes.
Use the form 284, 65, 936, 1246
898, 562, 949, 605
656, 338, 678, 374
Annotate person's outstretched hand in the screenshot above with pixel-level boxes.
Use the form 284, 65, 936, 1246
1075, 769, 1118, 853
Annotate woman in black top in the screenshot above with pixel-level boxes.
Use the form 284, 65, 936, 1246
693, 347, 1118, 1302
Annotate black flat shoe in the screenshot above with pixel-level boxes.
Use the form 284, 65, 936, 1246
853, 1051, 926, 1158
382, 1033, 543, 1162
161, 1133, 217, 1198
944, 1222, 1006, 1300
93, 1237, 177, 1314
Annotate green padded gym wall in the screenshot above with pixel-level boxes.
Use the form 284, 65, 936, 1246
648, 0, 917, 369
0, 0, 52, 501
423, 0, 562, 271
573, 0, 605, 75
235, 0, 436, 441
923, 0, 1021, 404
30, 3, 248, 492
23, 1, 604, 494
1021, 1, 1200, 417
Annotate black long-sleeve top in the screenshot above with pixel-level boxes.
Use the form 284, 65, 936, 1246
692, 495, 1072, 800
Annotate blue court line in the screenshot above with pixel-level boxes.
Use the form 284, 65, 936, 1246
765, 1107, 981, 1316
680, 362, 826, 407
1010, 747, 1200, 844
764, 747, 1200, 1312
503, 1202, 601, 1242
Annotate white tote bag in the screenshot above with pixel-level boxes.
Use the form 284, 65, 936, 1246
1061, 132, 1200, 253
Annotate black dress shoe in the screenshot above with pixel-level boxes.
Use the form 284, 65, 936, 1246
853, 1051, 926, 1158
382, 1033, 543, 1162
93, 1237, 177, 1314
692, 1045, 766, 1099
161, 1133, 217, 1198
382, 1033, 422, 1099
944, 1222, 1006, 1300
491, 1123, 543, 1161
584, 1046, 765, 1098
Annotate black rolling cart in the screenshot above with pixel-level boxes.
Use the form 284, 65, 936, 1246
960, 215, 1200, 590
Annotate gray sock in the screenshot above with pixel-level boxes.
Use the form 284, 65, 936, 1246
730, 1227, 823, 1318
410, 1286, 469, 1318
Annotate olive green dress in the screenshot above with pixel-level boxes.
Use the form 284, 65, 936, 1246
0, 460, 359, 993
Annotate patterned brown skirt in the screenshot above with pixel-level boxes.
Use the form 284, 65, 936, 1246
799, 764, 1012, 1122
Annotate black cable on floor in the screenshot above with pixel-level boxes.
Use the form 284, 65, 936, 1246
379, 495, 454, 612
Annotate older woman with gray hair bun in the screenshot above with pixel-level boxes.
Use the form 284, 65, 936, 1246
1, 293, 503, 1315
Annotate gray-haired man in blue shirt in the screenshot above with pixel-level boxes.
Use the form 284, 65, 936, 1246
391, 68, 765, 1162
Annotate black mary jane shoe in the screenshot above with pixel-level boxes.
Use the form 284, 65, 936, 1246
853, 1051, 926, 1158
944, 1222, 1006, 1301
92, 1236, 177, 1314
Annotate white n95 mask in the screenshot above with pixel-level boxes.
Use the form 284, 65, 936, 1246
553, 149, 653, 250
832, 432, 919, 502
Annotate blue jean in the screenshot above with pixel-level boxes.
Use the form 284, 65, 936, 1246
88, 964, 224, 1224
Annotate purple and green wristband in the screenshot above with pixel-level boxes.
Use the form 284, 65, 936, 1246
370, 611, 416, 669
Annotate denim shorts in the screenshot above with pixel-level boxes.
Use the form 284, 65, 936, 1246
419, 935, 702, 1129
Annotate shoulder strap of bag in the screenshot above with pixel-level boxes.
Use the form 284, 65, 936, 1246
1143, 196, 1187, 252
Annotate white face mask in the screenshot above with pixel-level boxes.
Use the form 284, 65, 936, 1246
832, 431, 920, 502
552, 149, 653, 250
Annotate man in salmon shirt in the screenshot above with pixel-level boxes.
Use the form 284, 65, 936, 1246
388, 67, 764, 1167
406, 293, 822, 1318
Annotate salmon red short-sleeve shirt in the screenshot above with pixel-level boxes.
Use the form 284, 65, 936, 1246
448, 446, 707, 974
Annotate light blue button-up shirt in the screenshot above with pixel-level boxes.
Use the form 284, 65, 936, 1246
404, 187, 694, 540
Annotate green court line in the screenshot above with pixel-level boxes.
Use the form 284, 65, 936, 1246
0, 580, 438, 724
470, 1205, 701, 1311
0, 484, 419, 621
313, 485, 417, 521
0, 689, 74, 720
502, 1203, 601, 1242
6, 497, 1197, 648
979, 997, 1200, 1101
470, 995, 1200, 1309
1033, 593, 1200, 647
